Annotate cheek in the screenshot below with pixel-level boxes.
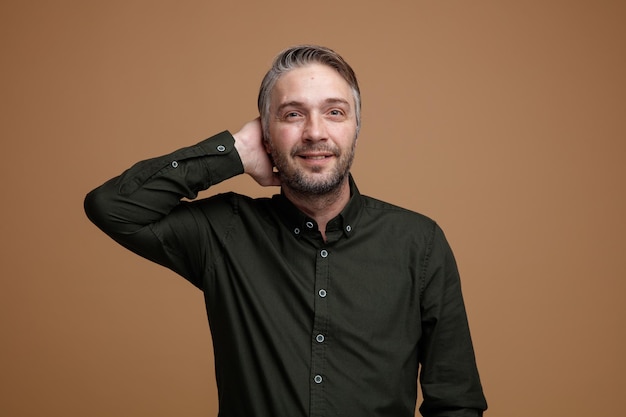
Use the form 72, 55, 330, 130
330, 124, 358, 144
269, 124, 300, 145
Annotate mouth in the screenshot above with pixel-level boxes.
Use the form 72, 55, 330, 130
298, 154, 333, 160
295, 148, 337, 160
291, 145, 339, 167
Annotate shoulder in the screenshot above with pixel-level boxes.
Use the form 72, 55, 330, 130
360, 194, 435, 228
357, 194, 450, 249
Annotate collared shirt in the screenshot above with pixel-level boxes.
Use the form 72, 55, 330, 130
85, 131, 487, 417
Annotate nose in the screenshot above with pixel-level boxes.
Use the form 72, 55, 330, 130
303, 114, 328, 142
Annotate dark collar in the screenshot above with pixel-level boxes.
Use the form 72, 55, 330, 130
271, 175, 364, 240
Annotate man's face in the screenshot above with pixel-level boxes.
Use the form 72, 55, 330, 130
265, 63, 358, 195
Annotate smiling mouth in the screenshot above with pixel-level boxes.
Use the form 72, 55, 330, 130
299, 155, 332, 160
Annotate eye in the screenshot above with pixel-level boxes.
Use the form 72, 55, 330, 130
281, 111, 302, 120
327, 108, 346, 119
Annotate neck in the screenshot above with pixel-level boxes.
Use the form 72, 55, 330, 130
283, 176, 351, 241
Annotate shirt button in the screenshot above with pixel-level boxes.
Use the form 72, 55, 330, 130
316, 334, 325, 343
306, 221, 314, 229
318, 289, 327, 298
216, 145, 226, 152
346, 225, 352, 232
320, 249, 328, 258
314, 375, 323, 384
171, 161, 179, 168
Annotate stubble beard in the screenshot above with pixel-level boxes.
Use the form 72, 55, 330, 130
268, 140, 356, 197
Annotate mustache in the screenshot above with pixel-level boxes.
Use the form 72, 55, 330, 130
290, 144, 340, 157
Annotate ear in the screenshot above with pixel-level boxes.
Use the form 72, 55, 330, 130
262, 132, 272, 154
259, 117, 272, 154
262, 138, 271, 154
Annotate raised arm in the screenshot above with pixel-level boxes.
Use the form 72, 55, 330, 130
84, 119, 279, 280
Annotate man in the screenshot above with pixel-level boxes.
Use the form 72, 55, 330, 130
85, 45, 487, 417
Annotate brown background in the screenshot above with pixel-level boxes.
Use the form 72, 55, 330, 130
2, 1, 625, 416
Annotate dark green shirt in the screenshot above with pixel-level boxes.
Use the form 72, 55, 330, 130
85, 131, 487, 417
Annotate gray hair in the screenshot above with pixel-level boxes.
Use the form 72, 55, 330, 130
257, 45, 361, 139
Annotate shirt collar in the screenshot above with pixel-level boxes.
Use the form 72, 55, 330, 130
271, 174, 364, 240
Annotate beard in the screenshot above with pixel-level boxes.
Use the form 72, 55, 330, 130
267, 139, 356, 196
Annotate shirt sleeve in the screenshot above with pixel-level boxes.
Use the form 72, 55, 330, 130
417, 223, 488, 417
83, 131, 243, 284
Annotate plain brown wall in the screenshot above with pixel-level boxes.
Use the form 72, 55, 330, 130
2, 1, 625, 416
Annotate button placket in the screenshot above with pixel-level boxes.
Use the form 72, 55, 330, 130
310, 246, 330, 416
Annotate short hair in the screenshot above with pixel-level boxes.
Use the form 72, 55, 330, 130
257, 45, 361, 139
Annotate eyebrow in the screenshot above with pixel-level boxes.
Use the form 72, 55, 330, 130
275, 98, 351, 115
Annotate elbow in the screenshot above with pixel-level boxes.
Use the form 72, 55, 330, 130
84, 185, 108, 231
83, 178, 121, 234
84, 187, 101, 226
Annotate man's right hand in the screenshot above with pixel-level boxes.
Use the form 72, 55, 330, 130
233, 118, 281, 187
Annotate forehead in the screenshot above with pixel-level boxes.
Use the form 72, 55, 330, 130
270, 63, 353, 106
